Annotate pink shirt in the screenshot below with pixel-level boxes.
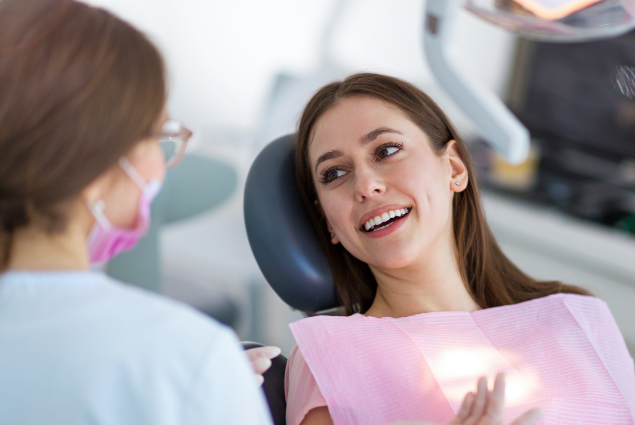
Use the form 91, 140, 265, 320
285, 345, 327, 425
285, 294, 635, 425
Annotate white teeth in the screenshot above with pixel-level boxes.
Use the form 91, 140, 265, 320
363, 208, 410, 231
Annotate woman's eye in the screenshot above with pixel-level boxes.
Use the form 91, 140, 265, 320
377, 146, 400, 160
320, 168, 347, 184
326, 169, 346, 182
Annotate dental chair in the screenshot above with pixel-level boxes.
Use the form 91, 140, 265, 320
243, 134, 340, 425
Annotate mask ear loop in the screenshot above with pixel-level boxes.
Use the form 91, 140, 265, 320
86, 199, 111, 231
86, 158, 147, 232
119, 157, 147, 190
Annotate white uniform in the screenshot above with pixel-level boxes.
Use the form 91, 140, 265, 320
0, 270, 273, 425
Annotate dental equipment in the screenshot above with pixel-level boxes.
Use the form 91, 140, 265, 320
424, 0, 635, 164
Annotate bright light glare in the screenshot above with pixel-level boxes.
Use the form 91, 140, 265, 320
436, 348, 491, 379
427, 347, 541, 411
505, 372, 539, 405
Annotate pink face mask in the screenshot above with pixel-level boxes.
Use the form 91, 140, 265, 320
87, 157, 163, 264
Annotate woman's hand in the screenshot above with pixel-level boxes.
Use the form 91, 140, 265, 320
390, 373, 543, 425
447, 373, 543, 425
245, 345, 282, 386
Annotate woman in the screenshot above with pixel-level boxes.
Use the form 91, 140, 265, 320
285, 73, 635, 425
0, 0, 276, 423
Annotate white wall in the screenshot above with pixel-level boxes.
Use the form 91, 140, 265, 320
83, 0, 517, 142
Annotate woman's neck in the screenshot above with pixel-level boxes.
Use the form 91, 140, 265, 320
365, 239, 480, 318
7, 220, 91, 271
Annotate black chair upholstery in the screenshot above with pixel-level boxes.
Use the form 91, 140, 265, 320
243, 134, 338, 313
243, 135, 342, 423
242, 341, 288, 425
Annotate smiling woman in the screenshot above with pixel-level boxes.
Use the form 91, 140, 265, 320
295, 73, 589, 316
285, 73, 635, 425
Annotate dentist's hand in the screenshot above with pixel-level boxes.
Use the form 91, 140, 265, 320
246, 345, 282, 386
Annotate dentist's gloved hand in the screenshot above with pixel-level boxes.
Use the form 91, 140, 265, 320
246, 345, 282, 386
390, 373, 544, 425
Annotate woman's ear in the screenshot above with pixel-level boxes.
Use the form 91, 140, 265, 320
446, 140, 468, 192
80, 170, 113, 204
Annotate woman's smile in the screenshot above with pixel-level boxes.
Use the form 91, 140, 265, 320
359, 205, 412, 238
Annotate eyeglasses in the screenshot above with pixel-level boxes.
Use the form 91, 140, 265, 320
158, 119, 193, 168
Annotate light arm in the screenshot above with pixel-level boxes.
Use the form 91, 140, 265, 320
424, 0, 530, 164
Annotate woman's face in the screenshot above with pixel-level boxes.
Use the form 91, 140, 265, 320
96, 113, 168, 229
309, 96, 467, 271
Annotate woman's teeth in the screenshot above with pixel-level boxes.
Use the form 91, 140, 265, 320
364, 208, 410, 232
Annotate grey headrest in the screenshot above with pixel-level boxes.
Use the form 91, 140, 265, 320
243, 134, 338, 312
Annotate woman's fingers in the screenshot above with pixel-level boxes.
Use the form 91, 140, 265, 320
458, 392, 475, 420
446, 373, 542, 425
510, 408, 544, 425
453, 376, 489, 425
471, 376, 489, 419
448, 392, 475, 424
483, 373, 506, 423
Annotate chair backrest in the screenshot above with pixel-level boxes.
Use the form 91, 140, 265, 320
243, 134, 338, 313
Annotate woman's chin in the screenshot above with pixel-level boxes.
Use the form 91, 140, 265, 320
366, 253, 419, 271
345, 239, 426, 271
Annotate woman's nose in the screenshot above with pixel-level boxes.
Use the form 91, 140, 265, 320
354, 168, 386, 202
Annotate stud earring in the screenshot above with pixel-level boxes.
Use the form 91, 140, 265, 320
455, 181, 460, 186
330, 232, 335, 239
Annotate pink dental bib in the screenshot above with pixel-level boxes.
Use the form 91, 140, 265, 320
289, 294, 635, 425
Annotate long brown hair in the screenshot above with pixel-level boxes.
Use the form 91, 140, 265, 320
295, 73, 590, 315
0, 0, 166, 268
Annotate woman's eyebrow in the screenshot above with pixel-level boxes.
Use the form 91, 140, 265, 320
360, 127, 403, 145
315, 149, 343, 173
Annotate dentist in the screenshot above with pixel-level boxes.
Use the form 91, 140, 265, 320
0, 0, 274, 424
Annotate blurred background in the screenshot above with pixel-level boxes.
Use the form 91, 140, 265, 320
85, 0, 635, 356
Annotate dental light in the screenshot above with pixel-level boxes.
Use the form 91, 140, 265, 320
424, 0, 635, 164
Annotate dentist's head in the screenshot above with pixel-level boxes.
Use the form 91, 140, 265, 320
295, 73, 589, 315
0, 0, 184, 270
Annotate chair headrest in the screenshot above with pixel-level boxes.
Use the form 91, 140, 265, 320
244, 134, 338, 313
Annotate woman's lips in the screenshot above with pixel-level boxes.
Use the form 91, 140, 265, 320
362, 210, 410, 239
361, 207, 411, 232
358, 207, 412, 239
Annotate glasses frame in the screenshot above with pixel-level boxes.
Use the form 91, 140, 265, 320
158, 119, 193, 168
